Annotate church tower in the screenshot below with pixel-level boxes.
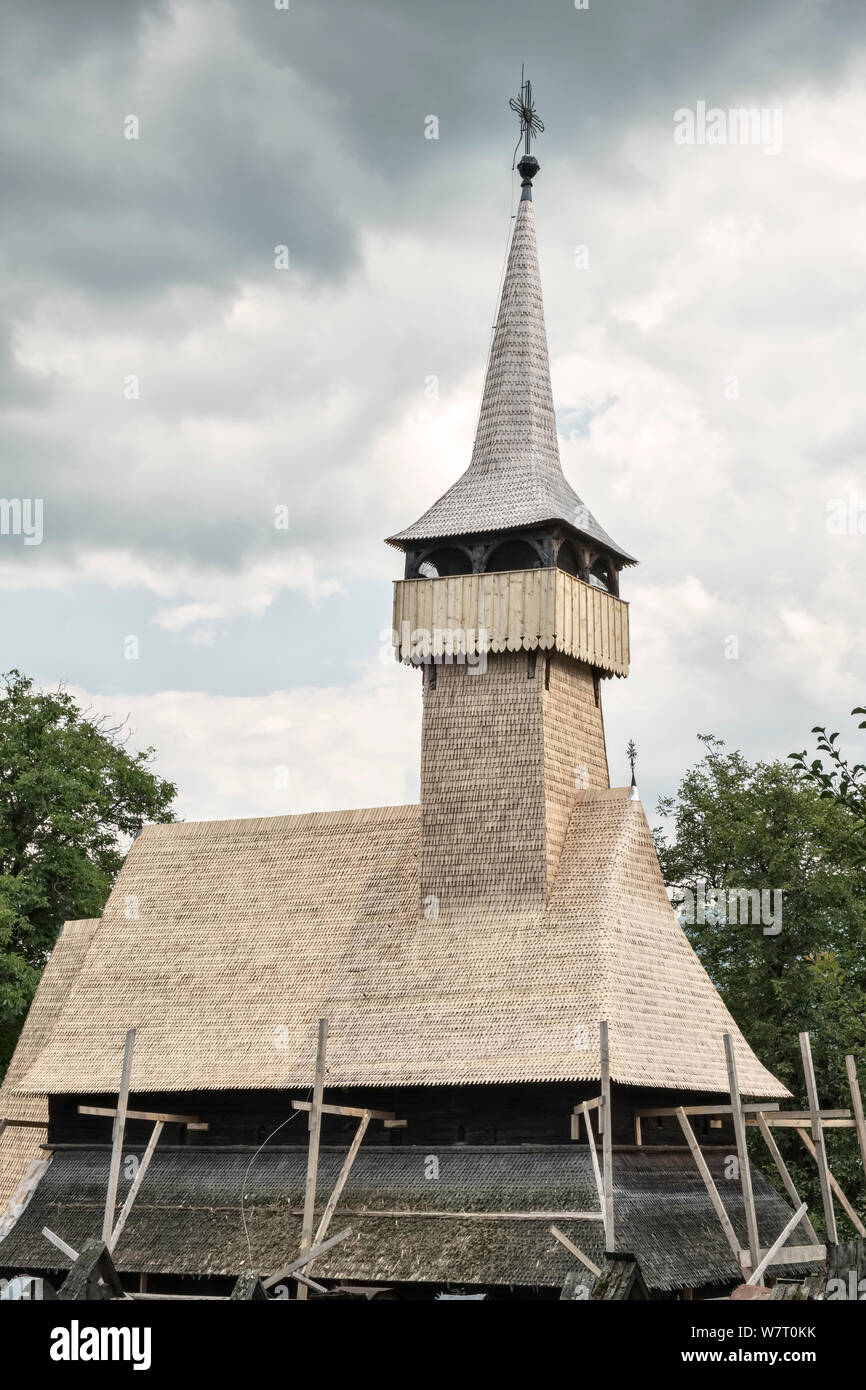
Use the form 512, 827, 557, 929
388, 80, 635, 910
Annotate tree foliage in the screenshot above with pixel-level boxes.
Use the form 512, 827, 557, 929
655, 734, 866, 1236
0, 670, 176, 1078
790, 705, 866, 863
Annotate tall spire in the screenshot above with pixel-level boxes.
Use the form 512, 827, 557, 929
388, 80, 634, 568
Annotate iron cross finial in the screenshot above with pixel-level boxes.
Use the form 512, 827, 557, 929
509, 71, 544, 157
627, 740, 638, 781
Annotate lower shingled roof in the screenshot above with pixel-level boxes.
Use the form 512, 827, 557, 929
0, 919, 101, 1212
0, 1145, 818, 1293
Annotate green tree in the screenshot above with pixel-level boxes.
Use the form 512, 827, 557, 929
0, 670, 176, 1078
790, 705, 866, 863
655, 734, 866, 1236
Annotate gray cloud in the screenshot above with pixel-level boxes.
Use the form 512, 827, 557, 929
1, 0, 865, 818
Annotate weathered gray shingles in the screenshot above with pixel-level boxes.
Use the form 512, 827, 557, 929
387, 198, 634, 563
1, 1146, 815, 1292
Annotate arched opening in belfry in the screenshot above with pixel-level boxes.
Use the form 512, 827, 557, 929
418, 547, 473, 578
485, 538, 540, 573
589, 556, 614, 593
556, 543, 579, 576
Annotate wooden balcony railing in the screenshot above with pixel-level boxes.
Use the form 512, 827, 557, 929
392, 568, 630, 677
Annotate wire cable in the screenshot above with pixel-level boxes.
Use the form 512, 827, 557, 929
240, 1089, 310, 1270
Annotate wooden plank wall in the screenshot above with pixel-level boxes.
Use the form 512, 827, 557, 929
393, 570, 630, 677
50, 1084, 736, 1151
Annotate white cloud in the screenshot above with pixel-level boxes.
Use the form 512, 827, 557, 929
71, 659, 420, 823
0, 548, 341, 642
3, 5, 865, 822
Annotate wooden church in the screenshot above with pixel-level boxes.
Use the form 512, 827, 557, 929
0, 87, 811, 1299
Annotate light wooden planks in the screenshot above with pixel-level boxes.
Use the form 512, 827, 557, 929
600, 1021, 614, 1251
291, 1100, 396, 1121
725, 1034, 761, 1279
799, 1031, 838, 1244
845, 1055, 866, 1183
311, 1113, 370, 1254
744, 1111, 851, 1128
581, 1101, 607, 1242
761, 1244, 826, 1267
549, 1223, 602, 1278
43, 1226, 80, 1261
392, 570, 630, 676
746, 1204, 810, 1286
524, 567, 541, 645
330, 1208, 605, 1221
263, 1226, 352, 1291
79, 1105, 203, 1127
797, 1129, 865, 1237
636, 1102, 780, 1119
102, 1028, 135, 1245
755, 1112, 820, 1247
297, 1018, 328, 1302
108, 1120, 164, 1254
676, 1107, 745, 1267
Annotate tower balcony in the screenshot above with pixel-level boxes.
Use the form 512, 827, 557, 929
392, 567, 630, 678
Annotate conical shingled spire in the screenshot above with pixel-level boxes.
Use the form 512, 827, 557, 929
388, 183, 634, 564
469, 196, 568, 510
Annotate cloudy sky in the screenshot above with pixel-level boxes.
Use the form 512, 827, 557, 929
2, 0, 865, 824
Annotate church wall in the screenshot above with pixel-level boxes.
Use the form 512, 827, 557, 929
542, 651, 610, 890
419, 653, 548, 909
48, 1082, 738, 1152
419, 649, 609, 911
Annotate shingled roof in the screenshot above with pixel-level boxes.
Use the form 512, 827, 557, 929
387, 196, 635, 564
9, 791, 786, 1099
0, 918, 100, 1212
0, 1145, 815, 1292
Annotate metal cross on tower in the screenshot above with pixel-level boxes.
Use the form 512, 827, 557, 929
509, 71, 544, 156
627, 740, 638, 782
